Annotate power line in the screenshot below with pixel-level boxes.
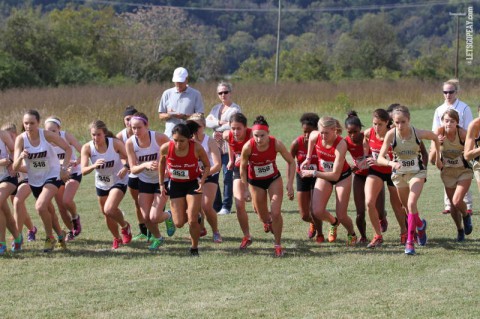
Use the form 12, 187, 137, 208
70, 0, 478, 13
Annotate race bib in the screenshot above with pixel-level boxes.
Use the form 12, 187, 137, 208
170, 168, 189, 180
353, 156, 368, 170
254, 163, 273, 178
444, 156, 464, 168
398, 158, 419, 172
305, 163, 317, 170
97, 174, 114, 188
320, 159, 334, 172
30, 159, 49, 171
371, 152, 379, 160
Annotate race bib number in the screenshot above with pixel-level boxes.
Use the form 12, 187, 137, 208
305, 164, 317, 170
353, 156, 368, 170
444, 156, 463, 168
30, 160, 49, 171
97, 174, 114, 188
399, 158, 419, 172
170, 168, 189, 180
320, 159, 334, 172
254, 163, 274, 178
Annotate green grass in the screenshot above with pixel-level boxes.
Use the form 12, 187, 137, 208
1, 84, 480, 318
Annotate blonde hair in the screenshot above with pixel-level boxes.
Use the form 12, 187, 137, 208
319, 116, 338, 129
444, 78, 459, 91
391, 105, 411, 120
1, 122, 17, 132
188, 113, 206, 127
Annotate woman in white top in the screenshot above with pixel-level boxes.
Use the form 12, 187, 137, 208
206, 82, 241, 215
13, 110, 72, 253
125, 112, 175, 250
45, 116, 83, 241
81, 120, 132, 250
188, 114, 223, 243
0, 128, 23, 254
116, 106, 147, 241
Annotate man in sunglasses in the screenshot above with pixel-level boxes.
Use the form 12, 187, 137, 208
158, 67, 204, 139
432, 79, 474, 215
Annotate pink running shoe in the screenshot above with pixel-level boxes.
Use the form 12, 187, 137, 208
112, 237, 122, 250
121, 223, 132, 244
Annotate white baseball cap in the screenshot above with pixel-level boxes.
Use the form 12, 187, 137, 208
172, 67, 188, 82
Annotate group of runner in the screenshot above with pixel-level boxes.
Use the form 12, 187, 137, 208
0, 78, 477, 257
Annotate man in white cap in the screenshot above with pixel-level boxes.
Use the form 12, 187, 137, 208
158, 67, 204, 138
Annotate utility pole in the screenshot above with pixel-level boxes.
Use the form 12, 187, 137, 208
274, 0, 281, 85
449, 12, 466, 79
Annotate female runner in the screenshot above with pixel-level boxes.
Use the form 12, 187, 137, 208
13, 110, 72, 252
126, 113, 175, 250
364, 109, 407, 248
45, 116, 83, 241
3, 123, 37, 242
344, 111, 385, 243
187, 114, 223, 243
465, 105, 480, 197
81, 120, 133, 249
240, 116, 295, 257
430, 109, 473, 241
290, 113, 324, 243
222, 113, 253, 249
159, 123, 210, 256
377, 105, 442, 255
301, 116, 357, 246
116, 106, 148, 241
0, 128, 23, 253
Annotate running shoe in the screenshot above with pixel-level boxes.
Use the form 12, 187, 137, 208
132, 233, 148, 241
200, 227, 208, 237
11, 234, 23, 252
239, 236, 252, 249
0, 243, 6, 255
190, 247, 199, 257
112, 237, 122, 250
72, 215, 82, 237
307, 223, 316, 239
274, 245, 284, 257
43, 237, 57, 253
213, 232, 223, 243
417, 219, 427, 246
466, 209, 473, 216
57, 231, 67, 250
404, 241, 415, 255
316, 234, 325, 244
263, 221, 273, 233
165, 211, 176, 237
66, 231, 75, 242
400, 232, 408, 245
380, 218, 388, 232
148, 237, 165, 250
217, 208, 231, 215
457, 229, 465, 242
357, 236, 368, 244
347, 234, 357, 246
27, 226, 37, 242
463, 214, 473, 235
441, 209, 450, 215
328, 224, 338, 243
121, 223, 132, 244
367, 235, 383, 249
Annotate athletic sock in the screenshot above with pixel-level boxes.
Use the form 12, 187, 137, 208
331, 217, 339, 226
14, 235, 22, 243
139, 223, 148, 236
407, 213, 417, 243
71, 215, 79, 220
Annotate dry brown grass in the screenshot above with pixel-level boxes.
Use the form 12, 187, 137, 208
1, 79, 479, 142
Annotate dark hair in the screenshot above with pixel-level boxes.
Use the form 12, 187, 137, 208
386, 103, 400, 114
185, 120, 200, 136
373, 108, 392, 128
253, 115, 269, 127
25, 109, 40, 122
300, 113, 319, 129
90, 120, 114, 138
344, 110, 363, 128
124, 105, 138, 117
132, 112, 148, 123
229, 113, 247, 126
172, 123, 193, 139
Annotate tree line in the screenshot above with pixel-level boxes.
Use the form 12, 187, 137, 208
0, 0, 479, 90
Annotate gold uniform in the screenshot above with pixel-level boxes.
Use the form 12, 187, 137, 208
440, 129, 473, 188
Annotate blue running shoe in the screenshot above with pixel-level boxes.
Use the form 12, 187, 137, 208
457, 229, 465, 242
165, 211, 176, 237
27, 226, 37, 242
463, 214, 473, 235
0, 242, 6, 255
417, 219, 427, 246
405, 241, 415, 255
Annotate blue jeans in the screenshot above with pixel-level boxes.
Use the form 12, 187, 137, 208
214, 153, 233, 212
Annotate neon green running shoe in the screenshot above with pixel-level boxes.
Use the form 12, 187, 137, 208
43, 237, 57, 253
165, 210, 176, 237
148, 237, 165, 250
132, 233, 148, 241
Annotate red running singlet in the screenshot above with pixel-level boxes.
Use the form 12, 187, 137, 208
345, 135, 368, 176
315, 135, 350, 173
167, 140, 200, 182
295, 135, 319, 173
367, 128, 393, 174
247, 136, 279, 180
228, 128, 252, 168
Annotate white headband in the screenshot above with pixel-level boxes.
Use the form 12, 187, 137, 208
45, 118, 61, 127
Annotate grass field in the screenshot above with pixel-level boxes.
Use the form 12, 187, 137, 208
1, 81, 480, 318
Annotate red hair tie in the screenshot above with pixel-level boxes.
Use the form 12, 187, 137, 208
252, 124, 269, 132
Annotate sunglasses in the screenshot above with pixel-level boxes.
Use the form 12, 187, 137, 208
443, 90, 456, 94
218, 91, 230, 95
